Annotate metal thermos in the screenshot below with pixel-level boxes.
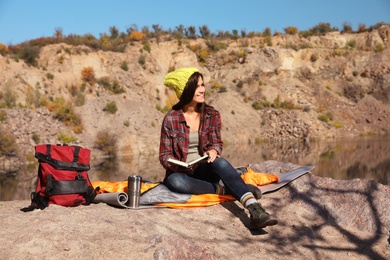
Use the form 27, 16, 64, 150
127, 175, 142, 208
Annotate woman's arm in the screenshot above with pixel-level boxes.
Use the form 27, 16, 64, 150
208, 111, 223, 154
159, 115, 174, 170
200, 109, 223, 158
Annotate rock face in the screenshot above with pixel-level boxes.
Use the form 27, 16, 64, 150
0, 161, 388, 259
1, 26, 390, 167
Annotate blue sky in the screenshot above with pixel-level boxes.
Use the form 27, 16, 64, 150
0, 0, 389, 45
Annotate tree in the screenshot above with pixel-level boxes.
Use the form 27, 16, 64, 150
152, 24, 162, 44
54, 27, 63, 40
175, 24, 185, 36
263, 27, 272, 37
231, 29, 239, 40
199, 25, 211, 39
186, 26, 197, 39
342, 22, 353, 33
284, 26, 298, 35
141, 26, 150, 38
126, 24, 139, 35
109, 26, 119, 39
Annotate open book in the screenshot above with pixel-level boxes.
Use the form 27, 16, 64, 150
167, 155, 209, 168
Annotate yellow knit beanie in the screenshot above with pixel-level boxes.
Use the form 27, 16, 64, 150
164, 67, 200, 99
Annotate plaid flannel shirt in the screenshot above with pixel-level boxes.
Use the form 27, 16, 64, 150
159, 106, 223, 171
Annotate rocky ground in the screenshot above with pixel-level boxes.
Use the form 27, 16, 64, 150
0, 161, 389, 259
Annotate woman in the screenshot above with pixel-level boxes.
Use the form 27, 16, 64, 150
159, 68, 277, 229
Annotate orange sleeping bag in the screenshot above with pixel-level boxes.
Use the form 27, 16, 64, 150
92, 167, 280, 208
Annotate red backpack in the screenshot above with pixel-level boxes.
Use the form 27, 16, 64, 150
22, 144, 97, 211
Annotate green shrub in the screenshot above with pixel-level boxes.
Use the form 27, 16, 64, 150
333, 122, 343, 128
258, 80, 266, 86
346, 40, 356, 49
103, 101, 117, 114
120, 61, 128, 71
262, 27, 272, 37
252, 101, 262, 110
111, 79, 125, 94
18, 44, 40, 66
25, 85, 42, 108
123, 120, 130, 127
357, 24, 367, 33
94, 131, 117, 157
155, 104, 169, 113
138, 55, 146, 65
284, 26, 298, 35
320, 150, 334, 159
205, 40, 228, 51
201, 49, 211, 62
280, 100, 296, 109
32, 133, 40, 144
64, 47, 71, 55
272, 95, 281, 108
263, 100, 272, 107
265, 36, 272, 46
333, 50, 342, 56
0, 127, 17, 156
374, 44, 384, 53
98, 77, 125, 94
98, 76, 111, 88
342, 22, 353, 33
254, 137, 262, 145
49, 97, 83, 133
46, 72, 54, 80
236, 80, 244, 89
303, 106, 311, 112
75, 92, 85, 106
143, 42, 151, 53
310, 54, 318, 62
218, 86, 227, 93
58, 132, 78, 143
300, 43, 312, 49
318, 114, 329, 123
79, 83, 86, 92
0, 110, 6, 121
0, 82, 18, 108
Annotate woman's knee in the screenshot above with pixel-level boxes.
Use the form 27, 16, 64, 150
164, 173, 188, 192
212, 157, 232, 170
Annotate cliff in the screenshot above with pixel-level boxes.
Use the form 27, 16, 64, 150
0, 26, 390, 162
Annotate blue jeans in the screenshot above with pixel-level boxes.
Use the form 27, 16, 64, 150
164, 157, 249, 200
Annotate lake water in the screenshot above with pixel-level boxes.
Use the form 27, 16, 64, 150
1, 136, 389, 201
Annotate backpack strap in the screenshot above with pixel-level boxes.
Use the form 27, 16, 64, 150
20, 165, 50, 212
35, 145, 90, 171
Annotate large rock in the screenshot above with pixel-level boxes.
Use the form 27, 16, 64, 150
0, 161, 388, 259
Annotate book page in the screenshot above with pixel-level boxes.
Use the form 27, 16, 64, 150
167, 155, 209, 168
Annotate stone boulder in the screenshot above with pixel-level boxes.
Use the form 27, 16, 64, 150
0, 161, 388, 259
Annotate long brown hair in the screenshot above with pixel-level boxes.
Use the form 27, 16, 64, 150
172, 71, 205, 113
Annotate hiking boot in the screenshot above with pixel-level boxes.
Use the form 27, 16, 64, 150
247, 184, 262, 200
247, 202, 278, 229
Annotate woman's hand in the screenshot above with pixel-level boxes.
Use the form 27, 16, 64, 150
205, 149, 219, 163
